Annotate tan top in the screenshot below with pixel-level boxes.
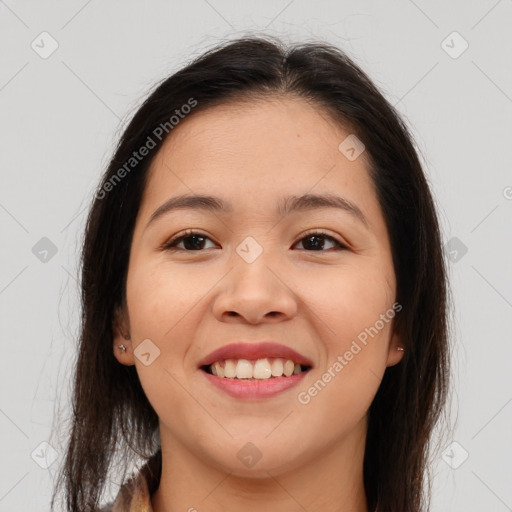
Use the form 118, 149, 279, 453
100, 451, 161, 512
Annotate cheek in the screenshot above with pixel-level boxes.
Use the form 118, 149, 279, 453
297, 269, 394, 420
125, 262, 204, 423
303, 267, 394, 402
293, 265, 394, 423
295, 364, 381, 440
126, 261, 206, 337
303, 262, 393, 341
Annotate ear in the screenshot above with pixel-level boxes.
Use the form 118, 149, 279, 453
385, 328, 405, 367
112, 305, 135, 366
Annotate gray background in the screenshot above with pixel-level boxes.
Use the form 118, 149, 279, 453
1, 1, 511, 510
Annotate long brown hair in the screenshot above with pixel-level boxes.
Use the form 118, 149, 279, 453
51, 35, 453, 511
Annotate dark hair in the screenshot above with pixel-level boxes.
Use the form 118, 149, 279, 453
51, 35, 452, 512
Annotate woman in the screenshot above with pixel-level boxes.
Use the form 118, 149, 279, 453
51, 36, 452, 512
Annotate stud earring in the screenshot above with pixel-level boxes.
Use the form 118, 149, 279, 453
118, 344, 127, 352
397, 346, 404, 351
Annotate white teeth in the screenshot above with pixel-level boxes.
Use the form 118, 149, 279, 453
212, 361, 224, 377
283, 360, 295, 377
253, 358, 272, 379
208, 357, 307, 379
224, 359, 237, 379
235, 359, 253, 379
271, 358, 283, 376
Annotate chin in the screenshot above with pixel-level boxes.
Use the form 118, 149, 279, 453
201, 440, 307, 478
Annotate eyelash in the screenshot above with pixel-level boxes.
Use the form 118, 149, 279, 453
160, 229, 348, 252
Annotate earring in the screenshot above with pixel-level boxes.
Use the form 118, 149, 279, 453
118, 344, 127, 352
397, 346, 404, 351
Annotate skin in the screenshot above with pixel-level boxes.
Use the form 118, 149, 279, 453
113, 96, 404, 512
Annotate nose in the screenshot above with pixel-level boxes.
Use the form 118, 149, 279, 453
212, 255, 298, 325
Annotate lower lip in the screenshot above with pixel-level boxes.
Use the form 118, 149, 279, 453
200, 369, 309, 399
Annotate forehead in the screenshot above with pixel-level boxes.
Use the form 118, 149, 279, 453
138, 96, 382, 229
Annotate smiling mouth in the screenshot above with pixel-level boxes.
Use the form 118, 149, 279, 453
201, 357, 312, 380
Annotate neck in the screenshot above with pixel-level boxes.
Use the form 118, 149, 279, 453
151, 419, 369, 512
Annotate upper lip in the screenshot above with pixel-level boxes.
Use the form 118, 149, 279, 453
198, 342, 314, 368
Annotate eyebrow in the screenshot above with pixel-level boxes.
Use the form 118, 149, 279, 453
146, 192, 369, 229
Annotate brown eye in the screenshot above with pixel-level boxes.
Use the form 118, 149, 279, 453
294, 232, 347, 251
162, 231, 217, 251
161, 230, 347, 252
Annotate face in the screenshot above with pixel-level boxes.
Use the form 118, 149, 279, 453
113, 96, 403, 477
